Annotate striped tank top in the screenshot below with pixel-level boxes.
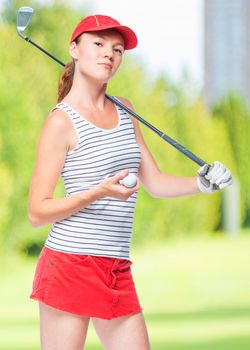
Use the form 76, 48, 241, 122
45, 98, 141, 259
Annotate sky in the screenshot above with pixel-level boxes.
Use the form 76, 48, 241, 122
85, 0, 204, 86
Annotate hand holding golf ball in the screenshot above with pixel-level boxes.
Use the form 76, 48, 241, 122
119, 173, 138, 188
98, 170, 139, 200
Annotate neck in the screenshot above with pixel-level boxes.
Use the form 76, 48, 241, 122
65, 74, 108, 110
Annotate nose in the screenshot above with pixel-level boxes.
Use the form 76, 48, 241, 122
103, 45, 114, 61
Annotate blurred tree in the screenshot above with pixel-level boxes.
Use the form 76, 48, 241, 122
213, 93, 250, 226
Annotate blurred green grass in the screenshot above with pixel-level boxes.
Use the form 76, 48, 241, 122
1, 232, 250, 349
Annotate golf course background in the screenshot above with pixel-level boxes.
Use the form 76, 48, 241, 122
1, 233, 250, 349
0, 1, 250, 349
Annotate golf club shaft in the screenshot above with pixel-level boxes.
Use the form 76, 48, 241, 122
105, 95, 206, 166
19, 34, 206, 167
22, 35, 65, 67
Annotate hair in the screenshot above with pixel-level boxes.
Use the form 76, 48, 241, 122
57, 36, 81, 103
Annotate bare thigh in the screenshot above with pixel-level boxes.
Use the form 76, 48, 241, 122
92, 311, 150, 350
39, 302, 90, 350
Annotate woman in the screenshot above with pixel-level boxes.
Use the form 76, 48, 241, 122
28, 14, 232, 350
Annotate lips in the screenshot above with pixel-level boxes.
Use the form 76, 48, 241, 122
98, 63, 112, 69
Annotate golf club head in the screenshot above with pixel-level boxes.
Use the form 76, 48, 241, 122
17, 6, 34, 36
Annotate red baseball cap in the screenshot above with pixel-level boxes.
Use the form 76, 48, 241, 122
70, 15, 138, 50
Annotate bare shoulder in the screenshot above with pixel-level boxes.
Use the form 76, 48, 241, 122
116, 96, 139, 128
37, 107, 75, 154
116, 96, 134, 108
44, 108, 72, 132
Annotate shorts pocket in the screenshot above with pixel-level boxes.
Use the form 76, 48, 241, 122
31, 247, 48, 294
52, 251, 91, 266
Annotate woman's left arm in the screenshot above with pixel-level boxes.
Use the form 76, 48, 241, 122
118, 97, 200, 198
118, 97, 233, 198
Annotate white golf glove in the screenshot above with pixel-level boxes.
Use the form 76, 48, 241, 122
197, 161, 233, 193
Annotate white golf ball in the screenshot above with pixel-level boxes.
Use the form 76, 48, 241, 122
120, 173, 137, 188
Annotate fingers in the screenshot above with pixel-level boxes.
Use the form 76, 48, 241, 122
218, 177, 234, 189
197, 161, 233, 193
113, 169, 129, 183
198, 164, 210, 176
114, 178, 139, 201
120, 175, 140, 195
214, 169, 232, 186
205, 161, 224, 183
129, 176, 140, 191
205, 161, 232, 186
101, 170, 139, 200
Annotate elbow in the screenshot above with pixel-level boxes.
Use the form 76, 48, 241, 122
146, 187, 172, 199
28, 215, 41, 228
28, 209, 43, 228
141, 172, 164, 198
28, 198, 47, 227
149, 191, 163, 199
146, 188, 156, 198
144, 182, 162, 198
144, 187, 160, 198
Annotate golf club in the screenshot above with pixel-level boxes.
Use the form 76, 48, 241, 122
17, 6, 207, 167
17, 6, 65, 66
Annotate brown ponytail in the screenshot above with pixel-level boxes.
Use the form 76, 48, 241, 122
57, 37, 82, 102
57, 60, 75, 103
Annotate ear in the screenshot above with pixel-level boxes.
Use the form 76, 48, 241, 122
69, 41, 79, 60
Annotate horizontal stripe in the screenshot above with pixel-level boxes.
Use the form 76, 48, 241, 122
62, 159, 141, 177
53, 218, 133, 235
65, 142, 139, 163
62, 153, 140, 173
66, 131, 136, 157
73, 209, 134, 219
50, 231, 131, 244
65, 216, 133, 227
51, 226, 131, 240
85, 202, 136, 211
49, 234, 130, 248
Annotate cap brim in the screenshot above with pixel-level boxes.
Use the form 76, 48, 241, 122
72, 24, 137, 50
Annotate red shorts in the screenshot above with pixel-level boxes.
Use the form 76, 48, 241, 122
30, 247, 142, 320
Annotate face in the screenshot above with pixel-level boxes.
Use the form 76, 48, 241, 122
69, 29, 125, 83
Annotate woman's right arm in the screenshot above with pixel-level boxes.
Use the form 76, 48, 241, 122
28, 110, 139, 227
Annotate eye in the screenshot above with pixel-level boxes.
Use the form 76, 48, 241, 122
94, 41, 102, 47
114, 48, 124, 56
